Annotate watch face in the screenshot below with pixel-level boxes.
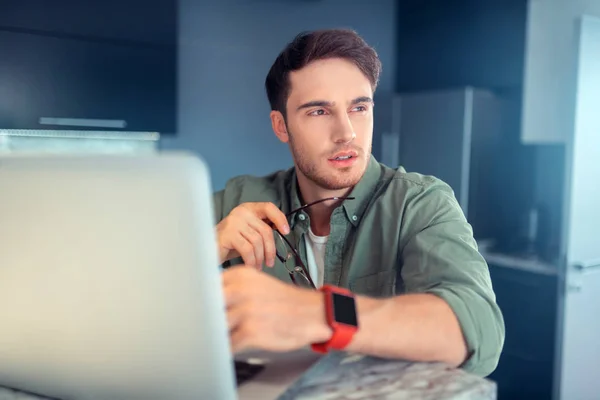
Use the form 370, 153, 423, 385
332, 293, 358, 327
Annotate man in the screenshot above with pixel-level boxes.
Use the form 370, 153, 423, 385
213, 29, 504, 377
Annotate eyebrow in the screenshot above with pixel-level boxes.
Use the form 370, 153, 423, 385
296, 96, 374, 111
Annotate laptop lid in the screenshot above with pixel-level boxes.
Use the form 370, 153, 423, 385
0, 152, 236, 400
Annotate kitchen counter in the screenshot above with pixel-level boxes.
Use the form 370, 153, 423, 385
278, 351, 496, 399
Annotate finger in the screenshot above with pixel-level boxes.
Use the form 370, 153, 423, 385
222, 268, 250, 309
226, 304, 245, 332
250, 203, 290, 235
221, 265, 254, 289
229, 323, 254, 354
229, 328, 246, 354
262, 226, 277, 268
247, 219, 277, 268
233, 234, 257, 267
222, 275, 239, 308
239, 227, 264, 269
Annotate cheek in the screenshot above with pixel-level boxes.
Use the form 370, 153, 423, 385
291, 119, 329, 144
288, 126, 320, 153
351, 116, 373, 138
303, 116, 335, 133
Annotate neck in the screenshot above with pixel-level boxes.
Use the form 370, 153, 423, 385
295, 171, 353, 237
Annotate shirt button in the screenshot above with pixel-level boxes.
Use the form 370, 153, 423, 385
352, 215, 358, 221
298, 214, 306, 221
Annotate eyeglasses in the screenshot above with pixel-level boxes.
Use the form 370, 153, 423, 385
273, 196, 355, 289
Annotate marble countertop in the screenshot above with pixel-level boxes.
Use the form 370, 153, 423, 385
0, 351, 495, 400
278, 351, 496, 400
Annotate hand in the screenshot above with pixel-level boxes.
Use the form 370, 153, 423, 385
216, 202, 290, 269
222, 266, 332, 354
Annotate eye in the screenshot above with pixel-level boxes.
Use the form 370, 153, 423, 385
351, 105, 368, 113
308, 109, 327, 116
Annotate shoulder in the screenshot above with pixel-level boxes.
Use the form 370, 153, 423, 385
213, 167, 293, 221
382, 164, 457, 204
379, 164, 465, 232
222, 168, 291, 202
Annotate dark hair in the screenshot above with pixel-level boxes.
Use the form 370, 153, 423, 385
265, 29, 382, 117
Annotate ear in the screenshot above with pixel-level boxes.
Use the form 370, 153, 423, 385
270, 110, 289, 143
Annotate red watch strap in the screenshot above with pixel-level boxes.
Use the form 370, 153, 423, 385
327, 285, 353, 296
311, 285, 357, 354
311, 326, 355, 353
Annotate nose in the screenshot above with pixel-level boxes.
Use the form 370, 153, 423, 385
332, 113, 356, 144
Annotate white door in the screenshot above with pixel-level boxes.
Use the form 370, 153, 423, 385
555, 15, 600, 400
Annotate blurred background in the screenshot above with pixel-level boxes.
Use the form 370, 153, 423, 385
1, 0, 599, 399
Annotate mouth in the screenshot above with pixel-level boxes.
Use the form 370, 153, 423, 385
329, 151, 359, 161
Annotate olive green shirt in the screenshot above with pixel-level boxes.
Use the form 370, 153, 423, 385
213, 156, 505, 377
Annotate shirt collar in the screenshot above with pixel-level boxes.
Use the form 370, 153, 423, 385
287, 155, 382, 228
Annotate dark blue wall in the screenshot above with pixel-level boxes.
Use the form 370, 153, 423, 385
396, 0, 528, 91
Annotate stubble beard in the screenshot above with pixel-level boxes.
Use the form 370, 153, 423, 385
287, 129, 371, 191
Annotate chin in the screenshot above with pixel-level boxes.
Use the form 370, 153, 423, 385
321, 180, 360, 191
318, 166, 365, 190
297, 154, 369, 191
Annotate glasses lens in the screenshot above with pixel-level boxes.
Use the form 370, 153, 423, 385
274, 231, 294, 274
274, 230, 315, 289
293, 266, 313, 288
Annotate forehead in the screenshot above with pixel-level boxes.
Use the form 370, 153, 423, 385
287, 58, 373, 105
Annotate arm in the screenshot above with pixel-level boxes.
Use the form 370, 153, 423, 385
308, 182, 504, 376
307, 293, 468, 369
348, 293, 467, 366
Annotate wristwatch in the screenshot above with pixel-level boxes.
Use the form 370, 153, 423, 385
311, 284, 359, 354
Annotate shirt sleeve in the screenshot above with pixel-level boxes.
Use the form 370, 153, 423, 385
399, 179, 505, 377
212, 189, 225, 225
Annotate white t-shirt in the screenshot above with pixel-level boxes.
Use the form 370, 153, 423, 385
304, 227, 328, 288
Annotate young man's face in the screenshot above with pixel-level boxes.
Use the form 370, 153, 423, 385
271, 58, 374, 191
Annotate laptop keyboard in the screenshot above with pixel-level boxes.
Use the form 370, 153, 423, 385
234, 360, 265, 386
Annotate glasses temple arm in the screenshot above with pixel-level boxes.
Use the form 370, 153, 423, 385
285, 196, 356, 218
276, 229, 316, 289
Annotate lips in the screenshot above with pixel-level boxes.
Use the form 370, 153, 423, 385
329, 150, 359, 161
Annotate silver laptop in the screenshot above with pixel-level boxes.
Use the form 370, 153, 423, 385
0, 152, 237, 400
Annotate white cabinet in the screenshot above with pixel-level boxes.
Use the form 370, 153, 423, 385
521, 0, 600, 143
